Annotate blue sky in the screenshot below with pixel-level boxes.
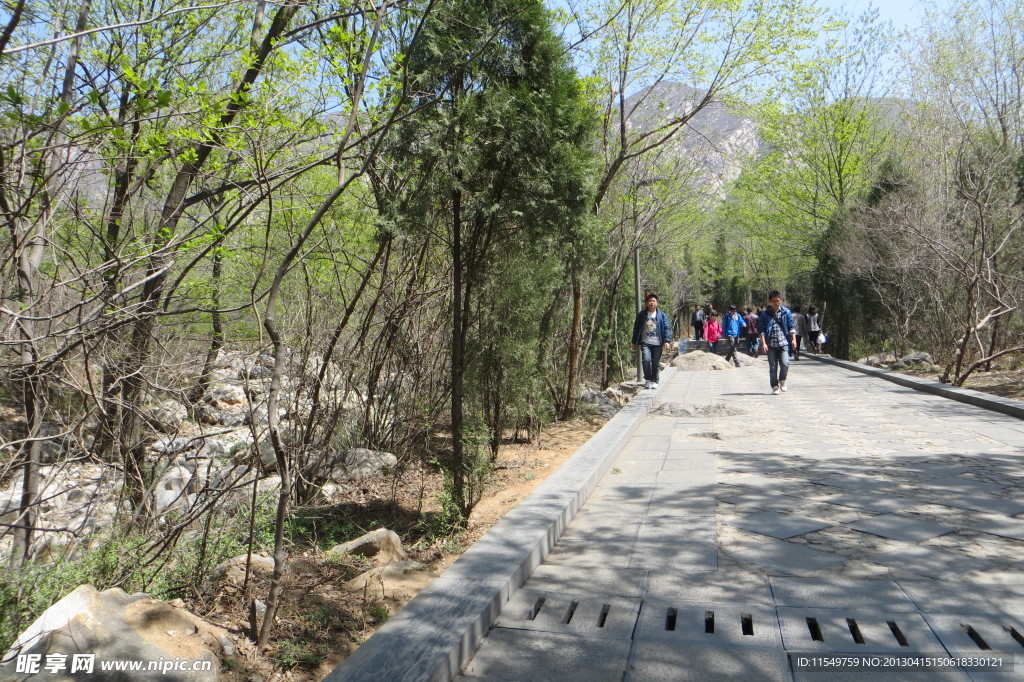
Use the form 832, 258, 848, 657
815, 0, 928, 30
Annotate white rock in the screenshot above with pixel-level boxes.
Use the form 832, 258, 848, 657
0, 585, 226, 679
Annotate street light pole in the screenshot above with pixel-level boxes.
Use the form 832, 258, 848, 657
634, 246, 643, 382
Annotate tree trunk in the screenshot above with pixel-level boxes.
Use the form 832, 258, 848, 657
561, 275, 583, 420
450, 186, 468, 524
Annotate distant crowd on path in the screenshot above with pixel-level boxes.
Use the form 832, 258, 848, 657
688, 296, 826, 395
689, 300, 823, 360
632, 292, 825, 394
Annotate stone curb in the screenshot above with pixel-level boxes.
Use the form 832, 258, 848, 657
806, 354, 1024, 420
326, 368, 678, 682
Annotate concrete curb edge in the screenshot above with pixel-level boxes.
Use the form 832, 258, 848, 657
806, 354, 1024, 420
327, 367, 678, 682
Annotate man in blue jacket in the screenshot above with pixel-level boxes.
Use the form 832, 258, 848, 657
632, 294, 672, 389
722, 304, 747, 367
758, 290, 797, 395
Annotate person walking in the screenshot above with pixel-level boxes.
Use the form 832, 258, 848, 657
758, 290, 797, 395
632, 293, 672, 389
743, 307, 760, 357
704, 311, 722, 355
791, 305, 806, 360
806, 306, 822, 353
691, 304, 705, 341
722, 305, 747, 367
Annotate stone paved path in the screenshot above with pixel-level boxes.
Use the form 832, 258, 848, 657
457, 359, 1024, 681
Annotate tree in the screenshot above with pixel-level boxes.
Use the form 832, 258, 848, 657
375, 0, 596, 524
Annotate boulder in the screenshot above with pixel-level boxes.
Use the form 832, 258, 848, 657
327, 528, 407, 565
672, 350, 734, 371
614, 381, 645, 396
152, 463, 194, 515
143, 399, 188, 433
315, 448, 397, 480
858, 352, 897, 368
206, 554, 277, 589
239, 364, 273, 380
0, 584, 228, 681
205, 383, 247, 408
150, 436, 202, 456
579, 390, 621, 418
341, 560, 433, 599
894, 351, 935, 369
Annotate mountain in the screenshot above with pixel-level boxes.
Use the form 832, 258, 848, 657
625, 81, 761, 199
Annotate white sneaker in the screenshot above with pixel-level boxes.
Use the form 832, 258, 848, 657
771, 386, 781, 395
650, 382, 659, 389
780, 380, 788, 392
644, 381, 652, 389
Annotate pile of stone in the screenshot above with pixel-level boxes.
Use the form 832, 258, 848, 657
0, 348, 397, 564
858, 351, 940, 371
672, 350, 736, 371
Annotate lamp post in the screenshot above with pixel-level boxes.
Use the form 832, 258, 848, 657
634, 247, 643, 381
631, 175, 666, 382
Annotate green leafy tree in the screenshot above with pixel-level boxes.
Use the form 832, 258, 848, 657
377, 0, 596, 524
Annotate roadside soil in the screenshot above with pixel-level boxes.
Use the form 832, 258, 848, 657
895, 366, 1024, 401
204, 417, 605, 681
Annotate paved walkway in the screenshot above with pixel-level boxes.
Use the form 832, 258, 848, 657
457, 359, 1024, 681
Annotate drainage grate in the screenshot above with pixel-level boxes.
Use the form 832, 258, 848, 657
924, 612, 1024, 656
777, 608, 944, 653
494, 589, 641, 639
634, 602, 781, 649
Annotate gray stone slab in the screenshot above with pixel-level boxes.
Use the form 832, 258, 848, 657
717, 490, 811, 515
655, 469, 716, 486
660, 455, 715, 469
523, 565, 648, 598
777, 607, 946, 653
935, 494, 1024, 517
589, 484, 655, 505
718, 473, 807, 491
869, 545, 998, 580
899, 580, 1024, 616
645, 572, 772, 604
822, 492, 920, 513
648, 486, 716, 511
494, 589, 641, 639
729, 511, 833, 540
965, 516, 1024, 541
726, 539, 845, 575
544, 545, 637, 569
625, 641, 791, 682
562, 513, 642, 538
923, 612, 1024, 656
816, 475, 899, 493
629, 519, 717, 571
609, 457, 665, 474
769, 578, 917, 612
919, 477, 1010, 496
461, 628, 631, 681
846, 514, 956, 543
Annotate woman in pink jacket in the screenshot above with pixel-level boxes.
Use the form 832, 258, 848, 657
704, 312, 722, 354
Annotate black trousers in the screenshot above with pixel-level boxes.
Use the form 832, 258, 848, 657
724, 336, 741, 365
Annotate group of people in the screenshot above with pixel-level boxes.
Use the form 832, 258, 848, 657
690, 301, 823, 360
633, 292, 825, 395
